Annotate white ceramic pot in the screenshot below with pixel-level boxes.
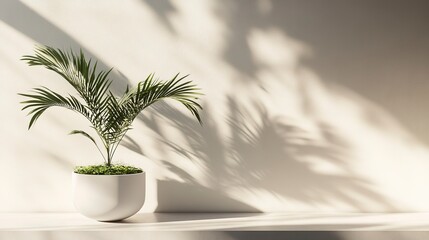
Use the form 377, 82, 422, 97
72, 172, 145, 221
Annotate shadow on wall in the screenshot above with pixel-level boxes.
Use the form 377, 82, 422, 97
3, 0, 427, 212
143, 0, 429, 145
0, 0, 396, 212
156, 180, 260, 212
138, 97, 395, 212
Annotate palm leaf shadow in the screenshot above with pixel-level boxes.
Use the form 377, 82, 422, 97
136, 95, 396, 212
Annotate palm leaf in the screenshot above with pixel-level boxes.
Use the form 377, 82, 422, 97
69, 130, 97, 146
19, 87, 89, 129
123, 73, 203, 124
21, 45, 112, 113
20, 45, 203, 165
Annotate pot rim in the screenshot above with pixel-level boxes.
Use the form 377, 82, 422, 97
72, 171, 145, 176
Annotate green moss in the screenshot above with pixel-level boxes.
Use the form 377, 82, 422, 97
74, 164, 143, 175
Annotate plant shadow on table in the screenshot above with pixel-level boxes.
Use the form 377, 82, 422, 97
226, 232, 344, 240
131, 94, 395, 213
119, 212, 261, 224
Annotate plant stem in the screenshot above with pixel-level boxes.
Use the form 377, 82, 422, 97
106, 145, 112, 166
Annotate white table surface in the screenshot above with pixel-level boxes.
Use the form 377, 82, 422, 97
1, 212, 429, 231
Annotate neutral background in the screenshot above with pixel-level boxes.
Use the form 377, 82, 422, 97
1, 0, 429, 213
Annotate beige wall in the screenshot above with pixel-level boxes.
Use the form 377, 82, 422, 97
1, 0, 429, 212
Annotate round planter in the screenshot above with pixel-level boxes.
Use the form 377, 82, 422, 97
72, 172, 145, 221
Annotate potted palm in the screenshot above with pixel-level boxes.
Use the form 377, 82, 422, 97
19, 45, 202, 221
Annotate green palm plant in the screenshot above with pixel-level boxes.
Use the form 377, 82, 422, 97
20, 45, 202, 168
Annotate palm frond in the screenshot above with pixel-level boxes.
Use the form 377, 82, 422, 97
21, 45, 112, 112
19, 87, 89, 129
20, 45, 203, 165
123, 73, 203, 124
69, 130, 97, 146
